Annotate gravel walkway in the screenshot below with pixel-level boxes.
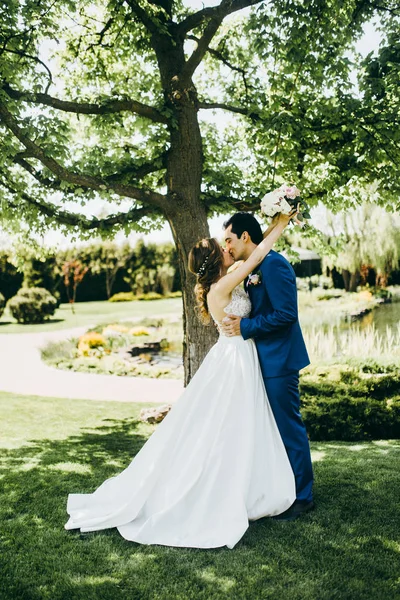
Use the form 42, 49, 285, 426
0, 327, 183, 403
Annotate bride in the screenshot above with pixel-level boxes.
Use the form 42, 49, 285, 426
65, 211, 296, 549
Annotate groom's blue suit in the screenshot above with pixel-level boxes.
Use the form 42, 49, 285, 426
240, 250, 314, 503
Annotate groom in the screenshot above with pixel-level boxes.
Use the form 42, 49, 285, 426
221, 212, 314, 521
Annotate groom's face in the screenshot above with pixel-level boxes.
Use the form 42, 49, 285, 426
224, 225, 247, 261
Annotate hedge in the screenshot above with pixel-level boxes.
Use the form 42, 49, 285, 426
300, 364, 400, 441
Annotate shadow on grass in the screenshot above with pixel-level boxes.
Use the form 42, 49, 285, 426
0, 420, 399, 600
0, 318, 66, 330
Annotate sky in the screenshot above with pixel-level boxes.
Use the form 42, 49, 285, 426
1, 4, 383, 250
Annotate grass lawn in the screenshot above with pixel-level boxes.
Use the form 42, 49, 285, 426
1, 393, 399, 600
0, 298, 182, 334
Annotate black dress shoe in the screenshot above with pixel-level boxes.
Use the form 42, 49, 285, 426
272, 500, 315, 522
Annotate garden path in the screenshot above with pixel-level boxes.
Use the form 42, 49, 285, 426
0, 328, 183, 403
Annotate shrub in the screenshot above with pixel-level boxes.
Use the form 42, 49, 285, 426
40, 339, 78, 363
300, 363, 400, 440
108, 292, 135, 302
7, 287, 58, 323
109, 290, 181, 302
0, 292, 5, 319
136, 292, 163, 301
302, 396, 400, 441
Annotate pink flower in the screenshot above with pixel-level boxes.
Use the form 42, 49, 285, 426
282, 185, 300, 199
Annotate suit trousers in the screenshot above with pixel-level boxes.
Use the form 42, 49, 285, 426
263, 371, 313, 503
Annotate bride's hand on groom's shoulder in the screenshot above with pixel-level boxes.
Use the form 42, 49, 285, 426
220, 315, 242, 336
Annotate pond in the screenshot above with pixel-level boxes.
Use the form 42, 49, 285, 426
299, 299, 400, 361
357, 301, 400, 334
300, 299, 400, 336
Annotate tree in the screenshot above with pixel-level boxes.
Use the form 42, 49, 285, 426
317, 201, 400, 291
22, 254, 58, 294
0, 251, 23, 300
62, 260, 89, 312
88, 241, 133, 298
0, 0, 399, 383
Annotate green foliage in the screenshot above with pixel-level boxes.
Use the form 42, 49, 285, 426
0, 251, 23, 300
300, 363, 400, 441
85, 242, 134, 299
0, 0, 399, 243
302, 395, 400, 441
22, 255, 58, 294
320, 202, 400, 283
7, 287, 57, 323
54, 239, 179, 301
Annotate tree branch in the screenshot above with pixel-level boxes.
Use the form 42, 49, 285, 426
371, 2, 400, 15
13, 155, 64, 192
13, 152, 168, 191
124, 0, 166, 37
0, 101, 168, 210
105, 153, 168, 183
2, 82, 169, 124
198, 100, 248, 116
177, 7, 223, 36
1, 49, 53, 93
181, 9, 226, 80
1, 179, 159, 230
187, 34, 252, 99
181, 0, 264, 80
202, 193, 260, 211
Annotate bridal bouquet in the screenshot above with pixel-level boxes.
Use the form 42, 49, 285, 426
260, 184, 311, 227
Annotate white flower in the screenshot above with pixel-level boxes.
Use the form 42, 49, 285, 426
260, 190, 292, 217
248, 273, 261, 286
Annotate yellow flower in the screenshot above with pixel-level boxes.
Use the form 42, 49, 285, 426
77, 332, 107, 356
128, 327, 150, 336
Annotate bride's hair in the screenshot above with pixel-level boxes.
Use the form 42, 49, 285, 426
188, 238, 223, 324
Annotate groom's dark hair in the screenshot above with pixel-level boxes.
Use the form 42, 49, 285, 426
223, 212, 263, 245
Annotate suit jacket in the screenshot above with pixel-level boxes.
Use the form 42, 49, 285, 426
240, 250, 310, 378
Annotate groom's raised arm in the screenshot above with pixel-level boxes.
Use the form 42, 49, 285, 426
240, 258, 298, 340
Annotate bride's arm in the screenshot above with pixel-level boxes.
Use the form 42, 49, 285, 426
214, 213, 292, 297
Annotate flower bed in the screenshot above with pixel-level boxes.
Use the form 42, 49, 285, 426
41, 318, 183, 379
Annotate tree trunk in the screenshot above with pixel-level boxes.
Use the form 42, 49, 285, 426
342, 269, 350, 292
349, 270, 360, 292
154, 42, 220, 384
105, 272, 112, 299
165, 96, 218, 385
168, 209, 219, 386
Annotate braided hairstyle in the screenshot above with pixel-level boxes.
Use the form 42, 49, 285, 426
188, 238, 223, 324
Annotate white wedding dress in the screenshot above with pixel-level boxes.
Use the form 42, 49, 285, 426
65, 287, 295, 549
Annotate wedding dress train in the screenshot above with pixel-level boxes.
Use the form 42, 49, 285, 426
65, 287, 295, 549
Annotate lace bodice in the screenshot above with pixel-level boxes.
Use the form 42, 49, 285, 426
211, 286, 251, 336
